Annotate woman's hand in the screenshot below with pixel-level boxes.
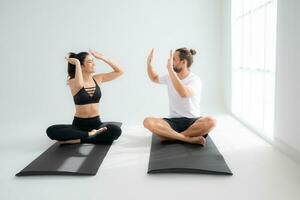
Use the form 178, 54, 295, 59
65, 56, 80, 65
89, 49, 105, 60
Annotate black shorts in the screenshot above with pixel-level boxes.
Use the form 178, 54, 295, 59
163, 117, 208, 138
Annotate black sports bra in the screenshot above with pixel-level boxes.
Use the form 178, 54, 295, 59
73, 78, 102, 105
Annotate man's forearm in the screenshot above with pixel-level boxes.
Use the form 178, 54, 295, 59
168, 68, 190, 97
147, 64, 159, 81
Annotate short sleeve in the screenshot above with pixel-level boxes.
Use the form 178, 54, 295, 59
158, 74, 168, 85
187, 78, 202, 95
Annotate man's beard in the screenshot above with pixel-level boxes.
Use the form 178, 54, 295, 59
173, 65, 182, 73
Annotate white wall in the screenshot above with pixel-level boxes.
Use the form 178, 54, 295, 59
221, 0, 300, 157
221, 0, 232, 112
0, 0, 224, 129
274, 0, 300, 152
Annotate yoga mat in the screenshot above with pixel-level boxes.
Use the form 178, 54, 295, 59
16, 122, 122, 176
148, 134, 232, 175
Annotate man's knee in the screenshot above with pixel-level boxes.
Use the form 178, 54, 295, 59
203, 116, 217, 129
143, 117, 155, 129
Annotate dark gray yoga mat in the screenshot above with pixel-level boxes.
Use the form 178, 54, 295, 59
148, 134, 232, 175
16, 122, 122, 176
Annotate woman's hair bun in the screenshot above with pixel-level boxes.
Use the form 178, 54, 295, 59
68, 52, 77, 58
190, 49, 197, 55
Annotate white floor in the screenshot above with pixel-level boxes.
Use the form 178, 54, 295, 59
1, 114, 300, 200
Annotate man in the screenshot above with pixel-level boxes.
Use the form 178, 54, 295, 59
143, 48, 216, 145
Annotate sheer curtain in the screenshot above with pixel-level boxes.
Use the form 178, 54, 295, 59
231, 0, 277, 139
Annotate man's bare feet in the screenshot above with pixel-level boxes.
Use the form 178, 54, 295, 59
88, 127, 107, 137
188, 136, 206, 145
59, 139, 81, 144
157, 134, 206, 145
158, 135, 172, 141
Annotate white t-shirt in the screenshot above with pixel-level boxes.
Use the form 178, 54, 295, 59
159, 72, 202, 118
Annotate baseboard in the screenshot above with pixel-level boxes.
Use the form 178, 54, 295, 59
230, 112, 300, 164
273, 137, 300, 164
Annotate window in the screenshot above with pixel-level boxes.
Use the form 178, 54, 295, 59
231, 0, 277, 139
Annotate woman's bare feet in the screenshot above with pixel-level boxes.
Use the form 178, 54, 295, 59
88, 127, 107, 137
58, 127, 107, 145
188, 136, 206, 145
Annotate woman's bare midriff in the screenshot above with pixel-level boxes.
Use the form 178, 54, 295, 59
74, 103, 100, 118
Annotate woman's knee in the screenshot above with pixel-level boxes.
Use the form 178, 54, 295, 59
106, 124, 122, 140
46, 125, 61, 140
46, 125, 55, 139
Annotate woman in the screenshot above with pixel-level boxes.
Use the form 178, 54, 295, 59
46, 50, 124, 144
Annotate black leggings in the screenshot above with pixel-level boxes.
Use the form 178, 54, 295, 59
46, 116, 121, 144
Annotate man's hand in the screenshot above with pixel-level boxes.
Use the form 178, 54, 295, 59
146, 48, 159, 83
147, 48, 154, 66
167, 50, 174, 71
